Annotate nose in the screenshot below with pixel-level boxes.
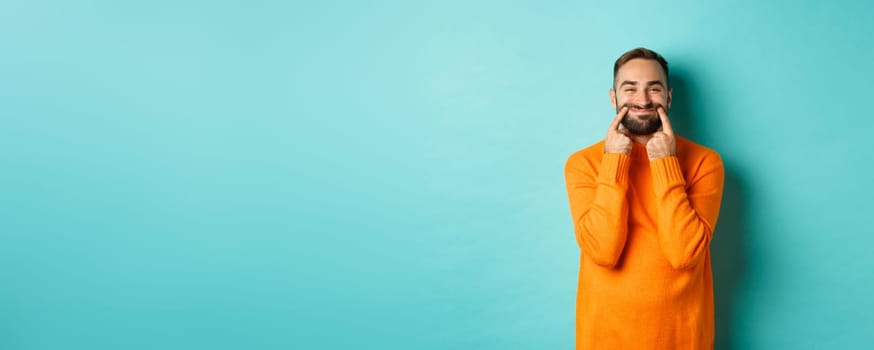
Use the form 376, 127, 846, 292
638, 90, 651, 104
629, 90, 651, 106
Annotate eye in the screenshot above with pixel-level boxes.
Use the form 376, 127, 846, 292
648, 88, 662, 93
624, 88, 636, 93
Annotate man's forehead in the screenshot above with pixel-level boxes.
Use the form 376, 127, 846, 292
616, 59, 666, 80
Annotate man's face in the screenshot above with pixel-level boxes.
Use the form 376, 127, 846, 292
610, 58, 672, 135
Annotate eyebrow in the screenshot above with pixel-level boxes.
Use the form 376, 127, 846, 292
619, 80, 665, 88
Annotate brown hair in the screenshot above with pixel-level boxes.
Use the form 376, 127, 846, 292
613, 47, 669, 88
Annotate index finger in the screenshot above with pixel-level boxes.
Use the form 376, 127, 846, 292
657, 106, 674, 135
609, 106, 629, 130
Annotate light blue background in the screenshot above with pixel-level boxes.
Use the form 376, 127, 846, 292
2, 1, 873, 349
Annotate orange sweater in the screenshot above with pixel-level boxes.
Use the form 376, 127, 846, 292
564, 136, 724, 349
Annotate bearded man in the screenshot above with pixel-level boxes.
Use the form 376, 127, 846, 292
564, 47, 725, 349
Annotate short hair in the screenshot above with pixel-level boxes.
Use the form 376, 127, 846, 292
613, 47, 670, 88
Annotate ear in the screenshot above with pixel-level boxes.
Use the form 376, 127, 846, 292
667, 88, 673, 109
610, 88, 617, 109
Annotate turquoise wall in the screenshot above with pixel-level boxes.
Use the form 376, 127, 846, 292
2, 1, 873, 349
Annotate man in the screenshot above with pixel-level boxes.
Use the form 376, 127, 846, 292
564, 48, 725, 349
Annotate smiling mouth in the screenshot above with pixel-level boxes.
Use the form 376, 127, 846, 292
630, 108, 655, 113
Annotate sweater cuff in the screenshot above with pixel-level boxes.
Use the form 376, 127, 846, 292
598, 153, 631, 185
651, 156, 686, 189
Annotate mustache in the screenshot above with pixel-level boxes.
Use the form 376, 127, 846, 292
621, 103, 664, 110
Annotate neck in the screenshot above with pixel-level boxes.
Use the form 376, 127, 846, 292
630, 134, 653, 145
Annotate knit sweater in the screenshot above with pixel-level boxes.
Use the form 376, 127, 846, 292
564, 136, 725, 349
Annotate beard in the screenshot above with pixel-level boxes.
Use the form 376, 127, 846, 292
617, 102, 664, 135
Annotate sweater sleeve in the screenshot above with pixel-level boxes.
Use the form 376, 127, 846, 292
564, 152, 631, 268
650, 153, 725, 269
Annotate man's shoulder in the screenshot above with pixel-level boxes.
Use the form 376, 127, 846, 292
566, 140, 605, 163
564, 140, 605, 175
676, 136, 722, 163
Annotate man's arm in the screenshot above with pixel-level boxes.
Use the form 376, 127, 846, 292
564, 152, 631, 268
647, 107, 725, 269
564, 107, 634, 268
650, 154, 724, 269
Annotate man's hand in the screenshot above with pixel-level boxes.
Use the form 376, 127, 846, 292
646, 106, 677, 160
605, 106, 632, 155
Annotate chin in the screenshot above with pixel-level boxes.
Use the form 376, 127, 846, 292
621, 117, 662, 135
631, 112, 657, 120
